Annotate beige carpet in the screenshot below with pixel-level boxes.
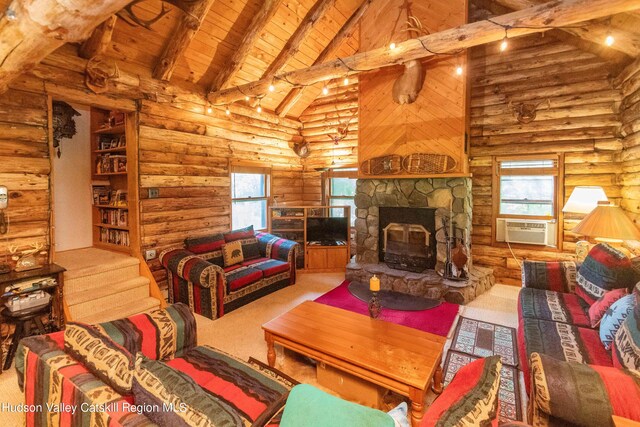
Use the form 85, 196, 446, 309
0, 273, 521, 424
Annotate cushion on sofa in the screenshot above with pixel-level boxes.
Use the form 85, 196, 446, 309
280, 384, 394, 427
184, 233, 226, 268
133, 352, 246, 426
518, 317, 613, 391
224, 265, 263, 291
588, 288, 628, 328
521, 260, 577, 293
223, 240, 244, 266
421, 356, 501, 427
64, 322, 134, 395
600, 294, 636, 350
165, 346, 292, 426
224, 225, 261, 260
95, 302, 197, 361
576, 243, 638, 306
243, 257, 290, 278
612, 305, 640, 370
529, 352, 640, 426
518, 288, 591, 328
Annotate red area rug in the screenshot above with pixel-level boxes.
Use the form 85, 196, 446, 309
314, 281, 459, 337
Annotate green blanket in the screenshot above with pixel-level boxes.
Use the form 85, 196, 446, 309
281, 384, 395, 427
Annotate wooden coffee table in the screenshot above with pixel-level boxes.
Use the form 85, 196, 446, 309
262, 301, 446, 426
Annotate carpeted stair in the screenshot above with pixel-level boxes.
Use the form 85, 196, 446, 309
57, 248, 161, 324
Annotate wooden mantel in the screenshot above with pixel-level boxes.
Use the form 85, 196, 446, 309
207, 0, 640, 106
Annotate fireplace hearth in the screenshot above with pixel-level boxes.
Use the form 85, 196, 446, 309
351, 177, 495, 304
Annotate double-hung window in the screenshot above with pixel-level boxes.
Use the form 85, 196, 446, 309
327, 168, 357, 225
496, 156, 559, 219
231, 165, 270, 230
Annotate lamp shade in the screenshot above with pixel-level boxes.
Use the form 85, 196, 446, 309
562, 186, 608, 214
571, 202, 640, 241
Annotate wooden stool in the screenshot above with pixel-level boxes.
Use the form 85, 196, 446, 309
2, 304, 50, 371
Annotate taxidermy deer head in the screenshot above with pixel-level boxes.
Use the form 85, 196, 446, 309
392, 16, 429, 105
118, 0, 200, 30
508, 99, 551, 124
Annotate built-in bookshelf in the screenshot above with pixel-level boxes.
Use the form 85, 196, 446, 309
90, 108, 134, 253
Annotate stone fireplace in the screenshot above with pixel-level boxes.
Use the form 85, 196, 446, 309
347, 177, 495, 304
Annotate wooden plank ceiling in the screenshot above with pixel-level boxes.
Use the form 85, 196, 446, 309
9, 0, 640, 118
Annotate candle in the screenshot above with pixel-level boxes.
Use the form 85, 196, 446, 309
369, 275, 380, 292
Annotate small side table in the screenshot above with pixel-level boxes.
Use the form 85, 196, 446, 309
0, 264, 66, 373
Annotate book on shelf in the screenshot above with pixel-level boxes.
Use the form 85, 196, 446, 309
99, 208, 128, 227
96, 154, 127, 174
100, 228, 130, 246
92, 185, 110, 205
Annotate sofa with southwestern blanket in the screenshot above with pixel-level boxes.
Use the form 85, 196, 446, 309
15, 303, 294, 427
159, 225, 298, 320
518, 243, 640, 426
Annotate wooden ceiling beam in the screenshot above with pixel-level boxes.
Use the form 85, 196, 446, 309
250, 0, 337, 107
472, 0, 631, 65
207, 0, 284, 93
153, 0, 216, 81
490, 0, 640, 57
275, 0, 373, 117
208, 0, 640, 106
79, 15, 117, 59
0, 0, 133, 93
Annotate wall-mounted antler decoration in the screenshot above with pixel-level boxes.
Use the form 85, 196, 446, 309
118, 0, 201, 30
507, 99, 551, 124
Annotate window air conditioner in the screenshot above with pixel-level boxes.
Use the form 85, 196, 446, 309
496, 218, 557, 246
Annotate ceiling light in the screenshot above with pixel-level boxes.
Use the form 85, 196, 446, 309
389, 42, 396, 50
500, 37, 508, 52
455, 66, 463, 76
343, 77, 349, 86
225, 107, 231, 116
322, 85, 329, 95
245, 96, 250, 101
605, 33, 615, 46
268, 84, 275, 92
207, 106, 213, 114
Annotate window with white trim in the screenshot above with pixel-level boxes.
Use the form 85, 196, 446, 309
231, 165, 270, 230
496, 157, 559, 218
328, 168, 357, 225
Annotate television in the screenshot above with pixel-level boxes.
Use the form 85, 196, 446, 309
306, 217, 348, 245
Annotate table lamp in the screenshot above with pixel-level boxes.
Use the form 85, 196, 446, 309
562, 186, 608, 214
563, 186, 609, 260
571, 201, 640, 257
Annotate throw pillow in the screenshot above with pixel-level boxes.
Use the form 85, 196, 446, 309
184, 233, 225, 254
612, 305, 640, 370
280, 384, 394, 427
224, 225, 260, 260
600, 294, 636, 350
64, 322, 134, 395
222, 240, 244, 266
576, 243, 638, 306
224, 225, 255, 242
588, 288, 628, 328
132, 353, 246, 427
421, 356, 501, 427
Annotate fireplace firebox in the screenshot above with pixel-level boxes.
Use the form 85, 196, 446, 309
379, 207, 436, 272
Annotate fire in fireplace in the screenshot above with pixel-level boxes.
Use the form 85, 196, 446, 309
378, 207, 437, 273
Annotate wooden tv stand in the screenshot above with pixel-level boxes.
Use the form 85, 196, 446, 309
306, 244, 349, 272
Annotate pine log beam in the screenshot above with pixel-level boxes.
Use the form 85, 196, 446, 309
250, 0, 336, 107
207, 0, 284, 93
210, 0, 640, 107
275, 0, 372, 117
473, 0, 632, 64
490, 0, 640, 57
153, 0, 216, 81
79, 15, 117, 59
0, 0, 133, 94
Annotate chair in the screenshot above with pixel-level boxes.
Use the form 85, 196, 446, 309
2, 304, 51, 370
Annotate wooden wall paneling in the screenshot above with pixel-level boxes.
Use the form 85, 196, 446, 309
469, 33, 625, 284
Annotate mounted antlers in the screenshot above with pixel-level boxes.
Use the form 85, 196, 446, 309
118, 0, 202, 31
392, 15, 429, 105
507, 99, 551, 124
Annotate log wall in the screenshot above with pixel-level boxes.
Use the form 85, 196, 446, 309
0, 89, 50, 264
469, 34, 624, 285
617, 59, 640, 231
1, 50, 304, 292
